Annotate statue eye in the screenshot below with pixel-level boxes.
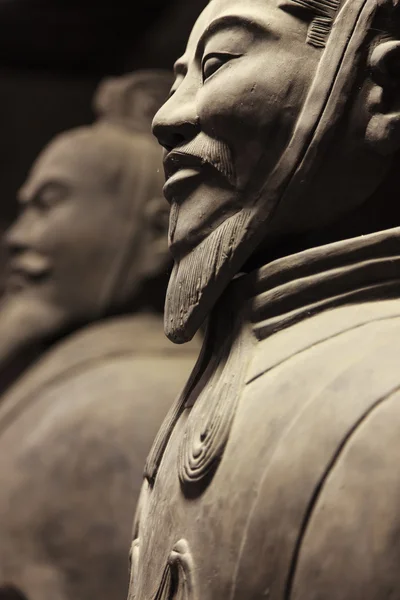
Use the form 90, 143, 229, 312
35, 182, 68, 210
202, 52, 241, 82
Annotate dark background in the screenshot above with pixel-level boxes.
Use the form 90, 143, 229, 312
0, 0, 208, 231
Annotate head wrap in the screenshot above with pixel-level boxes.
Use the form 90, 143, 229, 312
250, 0, 391, 238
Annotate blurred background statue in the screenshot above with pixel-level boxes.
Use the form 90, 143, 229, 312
0, 0, 208, 269
0, 70, 199, 600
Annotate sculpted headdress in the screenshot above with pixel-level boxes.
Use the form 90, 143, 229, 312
257, 0, 399, 229
89, 70, 173, 315
94, 70, 173, 134
279, 0, 341, 47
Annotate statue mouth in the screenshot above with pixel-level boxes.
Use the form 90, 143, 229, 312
163, 135, 238, 256
6, 254, 51, 291
163, 133, 236, 190
163, 150, 204, 202
163, 166, 202, 204
164, 149, 203, 181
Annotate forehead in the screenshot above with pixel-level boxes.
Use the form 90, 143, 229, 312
24, 131, 119, 196
182, 0, 297, 58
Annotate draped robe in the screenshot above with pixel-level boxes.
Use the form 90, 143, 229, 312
130, 227, 400, 599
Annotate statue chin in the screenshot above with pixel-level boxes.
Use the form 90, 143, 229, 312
0, 292, 67, 371
164, 208, 254, 344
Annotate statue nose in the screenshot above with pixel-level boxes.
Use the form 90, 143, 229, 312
153, 118, 200, 152
152, 99, 200, 151
4, 210, 37, 255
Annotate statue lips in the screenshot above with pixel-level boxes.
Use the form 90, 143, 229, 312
163, 142, 240, 257
6, 253, 51, 291
163, 150, 202, 204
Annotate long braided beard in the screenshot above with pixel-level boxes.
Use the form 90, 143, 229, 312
164, 207, 253, 343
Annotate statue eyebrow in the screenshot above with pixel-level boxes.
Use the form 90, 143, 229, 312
171, 14, 276, 80
280, 0, 340, 18
18, 180, 69, 206
279, 0, 340, 47
173, 59, 187, 78
196, 14, 277, 55
17, 186, 30, 205
17, 181, 40, 204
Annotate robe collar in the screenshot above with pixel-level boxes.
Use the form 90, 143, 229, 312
246, 226, 400, 341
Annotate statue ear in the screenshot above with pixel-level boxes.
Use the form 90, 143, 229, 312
140, 196, 171, 278
366, 40, 400, 155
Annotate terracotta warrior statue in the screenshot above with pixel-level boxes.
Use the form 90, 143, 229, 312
129, 1, 400, 598
0, 71, 199, 600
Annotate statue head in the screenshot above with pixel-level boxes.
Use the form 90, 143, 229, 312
153, 0, 400, 343
1, 70, 172, 368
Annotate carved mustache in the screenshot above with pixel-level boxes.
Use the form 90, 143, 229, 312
164, 131, 236, 186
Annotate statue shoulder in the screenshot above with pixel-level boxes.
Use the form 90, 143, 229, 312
229, 314, 400, 600
0, 317, 186, 533
291, 385, 400, 599
2, 314, 196, 415
248, 307, 400, 387
0, 315, 197, 461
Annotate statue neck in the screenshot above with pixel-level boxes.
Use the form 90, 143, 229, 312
245, 225, 400, 341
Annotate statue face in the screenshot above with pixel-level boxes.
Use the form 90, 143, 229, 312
4, 130, 137, 335
153, 0, 322, 342
155, 0, 320, 256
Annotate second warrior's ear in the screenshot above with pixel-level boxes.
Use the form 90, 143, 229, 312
366, 40, 400, 155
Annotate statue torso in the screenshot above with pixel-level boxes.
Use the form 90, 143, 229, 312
131, 228, 400, 599
0, 314, 199, 600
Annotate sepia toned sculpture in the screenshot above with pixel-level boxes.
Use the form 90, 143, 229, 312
0, 71, 199, 600
129, 1, 400, 598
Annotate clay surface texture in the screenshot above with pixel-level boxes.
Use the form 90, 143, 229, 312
129, 2, 400, 599
0, 71, 199, 600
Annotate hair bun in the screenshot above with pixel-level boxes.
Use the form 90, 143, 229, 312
93, 70, 173, 133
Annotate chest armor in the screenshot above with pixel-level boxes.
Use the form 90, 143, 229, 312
129, 294, 400, 599
130, 228, 400, 599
